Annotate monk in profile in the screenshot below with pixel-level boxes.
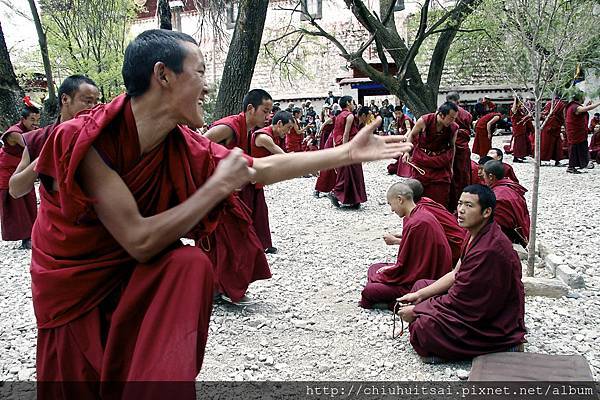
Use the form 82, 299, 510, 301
359, 181, 452, 309
472, 111, 502, 157
487, 147, 519, 183
397, 184, 526, 362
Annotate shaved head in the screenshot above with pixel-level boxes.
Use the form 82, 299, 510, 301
387, 182, 414, 201
484, 160, 505, 180
403, 179, 424, 202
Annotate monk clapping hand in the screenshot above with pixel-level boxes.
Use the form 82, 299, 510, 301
347, 116, 413, 163
211, 148, 256, 192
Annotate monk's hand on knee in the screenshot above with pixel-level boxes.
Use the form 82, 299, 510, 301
213, 148, 254, 192
383, 233, 400, 246
376, 265, 394, 274
398, 305, 416, 323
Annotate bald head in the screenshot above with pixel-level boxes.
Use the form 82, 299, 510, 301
403, 179, 424, 202
484, 160, 505, 180
387, 182, 414, 201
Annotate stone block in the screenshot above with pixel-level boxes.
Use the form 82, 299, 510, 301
513, 244, 528, 261
544, 253, 564, 276
522, 277, 568, 298
556, 264, 585, 289
537, 241, 552, 259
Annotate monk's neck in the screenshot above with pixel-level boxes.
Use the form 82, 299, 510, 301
245, 113, 259, 132
130, 95, 178, 153
435, 116, 444, 132
404, 203, 417, 217
468, 220, 490, 240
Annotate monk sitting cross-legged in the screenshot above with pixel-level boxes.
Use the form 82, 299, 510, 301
397, 184, 526, 362
32, 29, 413, 399
359, 181, 452, 310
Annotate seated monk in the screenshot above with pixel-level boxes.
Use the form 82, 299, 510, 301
482, 160, 530, 247
487, 147, 519, 183
470, 159, 482, 185
476, 155, 493, 184
32, 30, 413, 398
404, 178, 466, 266
397, 184, 526, 362
589, 124, 600, 163
360, 182, 452, 309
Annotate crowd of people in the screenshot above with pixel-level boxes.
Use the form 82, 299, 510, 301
0, 28, 597, 397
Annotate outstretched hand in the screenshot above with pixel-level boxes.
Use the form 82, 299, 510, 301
348, 117, 413, 163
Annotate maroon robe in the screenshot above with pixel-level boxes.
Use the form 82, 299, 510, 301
449, 106, 473, 211
565, 101, 590, 168
210, 112, 250, 153
331, 110, 367, 205
32, 95, 269, 396
408, 221, 526, 360
360, 207, 452, 309
540, 100, 565, 162
416, 197, 466, 266
0, 122, 37, 241
23, 121, 58, 160
472, 112, 501, 157
470, 160, 483, 184
510, 106, 533, 159
410, 113, 458, 209
314, 132, 337, 193
285, 119, 303, 152
589, 129, 600, 162
490, 178, 530, 246
319, 121, 333, 150
502, 162, 519, 183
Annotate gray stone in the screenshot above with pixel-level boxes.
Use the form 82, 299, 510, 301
556, 264, 585, 289
457, 369, 470, 380
537, 241, 552, 259
544, 254, 564, 276
522, 277, 568, 298
513, 244, 528, 261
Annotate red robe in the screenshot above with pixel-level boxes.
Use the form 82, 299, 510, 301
32, 95, 269, 395
410, 113, 457, 209
449, 106, 473, 211
472, 112, 501, 157
360, 206, 452, 309
0, 122, 37, 241
210, 112, 250, 153
387, 115, 415, 176
331, 110, 367, 205
509, 106, 533, 158
490, 178, 530, 246
285, 119, 303, 152
408, 221, 526, 360
502, 162, 519, 183
319, 121, 333, 150
314, 132, 337, 193
589, 129, 600, 162
416, 197, 466, 266
589, 116, 600, 134
470, 160, 483, 185
540, 100, 565, 162
565, 101, 590, 168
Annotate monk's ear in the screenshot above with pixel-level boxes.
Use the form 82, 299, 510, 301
482, 207, 493, 219
153, 62, 170, 87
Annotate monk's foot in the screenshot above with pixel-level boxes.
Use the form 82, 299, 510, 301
344, 203, 361, 210
313, 190, 321, 198
566, 167, 581, 174
221, 294, 256, 306
587, 161, 595, 169
327, 192, 340, 208
513, 158, 524, 163
554, 160, 563, 167
19, 239, 32, 250
265, 246, 278, 254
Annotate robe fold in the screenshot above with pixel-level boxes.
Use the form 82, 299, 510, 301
409, 221, 526, 360
472, 112, 501, 157
319, 121, 333, 150
540, 100, 565, 162
331, 110, 366, 205
32, 95, 269, 394
589, 129, 600, 163
490, 178, 530, 246
416, 197, 465, 266
0, 122, 37, 241
285, 120, 303, 152
210, 112, 250, 153
501, 162, 519, 183
449, 106, 473, 211
314, 133, 337, 193
509, 107, 533, 159
360, 207, 452, 309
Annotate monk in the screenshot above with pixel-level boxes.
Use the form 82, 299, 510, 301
327, 95, 367, 209
402, 102, 458, 209
359, 182, 452, 309
397, 184, 526, 362
482, 160, 530, 246
10, 75, 99, 200
247, 110, 294, 254
589, 113, 600, 134
32, 29, 412, 398
386, 106, 415, 175
487, 148, 519, 183
472, 111, 501, 157
0, 98, 41, 249
446, 92, 473, 211
540, 96, 566, 166
476, 155, 493, 183
313, 110, 337, 198
405, 178, 466, 266
589, 124, 600, 163
509, 97, 533, 162
564, 91, 600, 173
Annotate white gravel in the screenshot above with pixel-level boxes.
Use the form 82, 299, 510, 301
1, 136, 599, 382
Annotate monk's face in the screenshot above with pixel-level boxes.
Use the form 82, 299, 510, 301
477, 165, 485, 182
486, 150, 501, 161
438, 110, 457, 127
170, 43, 209, 128
387, 194, 405, 217
247, 99, 273, 129
62, 83, 100, 120
457, 192, 489, 228
275, 121, 293, 137
22, 112, 40, 131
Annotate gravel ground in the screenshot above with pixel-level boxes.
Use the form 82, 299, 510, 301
1, 136, 599, 382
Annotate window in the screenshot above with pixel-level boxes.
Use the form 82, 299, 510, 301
394, 0, 405, 11
226, 2, 238, 29
301, 0, 322, 20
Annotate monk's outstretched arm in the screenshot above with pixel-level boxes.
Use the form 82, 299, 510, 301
80, 147, 253, 263
204, 124, 234, 144
9, 147, 37, 198
253, 118, 412, 185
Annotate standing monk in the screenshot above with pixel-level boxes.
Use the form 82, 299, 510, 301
386, 106, 415, 176
564, 91, 600, 174
397, 185, 526, 362
327, 96, 367, 209
31, 29, 412, 398
540, 95, 566, 166
359, 182, 452, 309
313, 107, 339, 197
0, 99, 41, 249
472, 111, 502, 157
509, 97, 533, 162
446, 92, 473, 211
402, 102, 459, 209
10, 75, 99, 200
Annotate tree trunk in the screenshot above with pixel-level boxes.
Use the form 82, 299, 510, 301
214, 0, 269, 119
527, 98, 542, 276
0, 21, 23, 132
27, 0, 58, 124
158, 0, 173, 30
